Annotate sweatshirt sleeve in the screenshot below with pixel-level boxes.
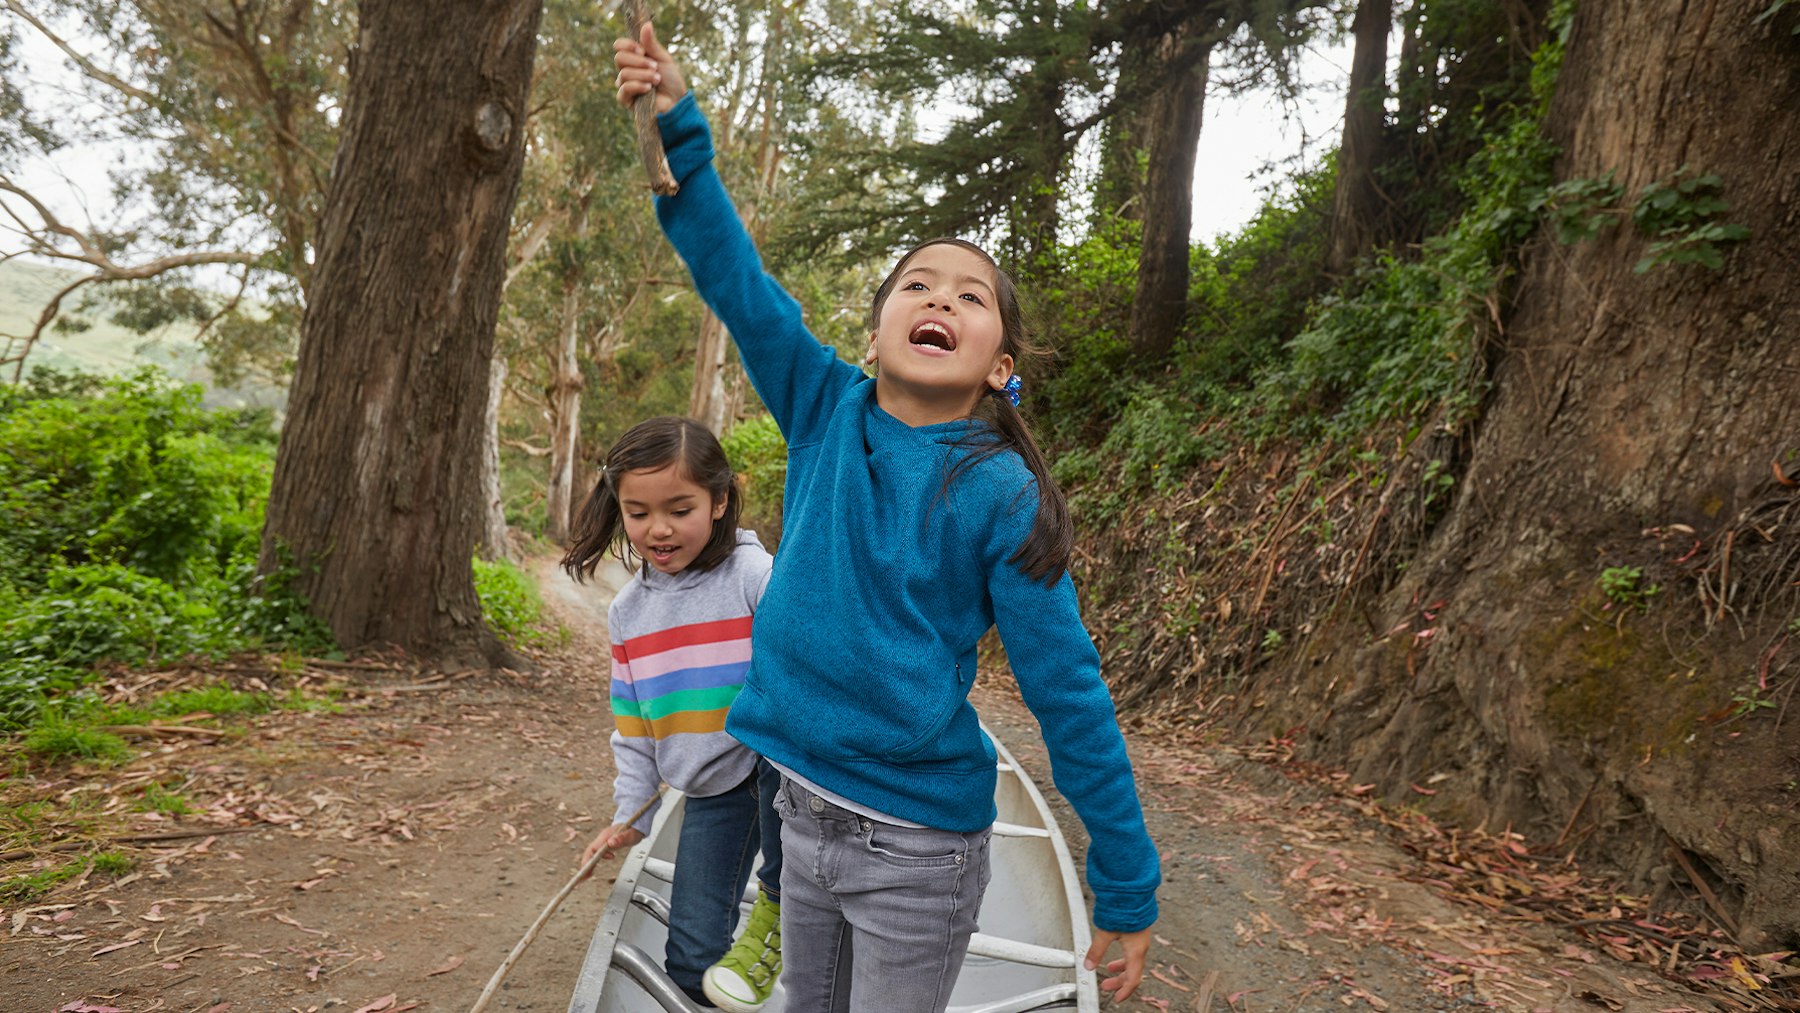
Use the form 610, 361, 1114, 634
608, 604, 662, 834
654, 93, 862, 447
969, 475, 1162, 933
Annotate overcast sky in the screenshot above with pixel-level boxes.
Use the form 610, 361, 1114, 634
9, 26, 1349, 269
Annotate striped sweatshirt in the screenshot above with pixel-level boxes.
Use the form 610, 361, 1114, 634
607, 529, 773, 834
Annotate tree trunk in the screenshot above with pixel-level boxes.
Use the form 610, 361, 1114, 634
259, 0, 541, 669
1327, 0, 1394, 275
545, 277, 583, 543
478, 353, 511, 560
689, 308, 731, 435
1125, 33, 1210, 363
1306, 0, 1800, 946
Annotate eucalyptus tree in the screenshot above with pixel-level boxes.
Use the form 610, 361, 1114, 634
0, 0, 349, 384
259, 0, 542, 666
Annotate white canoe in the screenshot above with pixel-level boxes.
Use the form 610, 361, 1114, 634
567, 733, 1100, 1013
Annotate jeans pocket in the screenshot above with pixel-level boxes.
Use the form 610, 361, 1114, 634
863, 821, 964, 867
772, 777, 797, 821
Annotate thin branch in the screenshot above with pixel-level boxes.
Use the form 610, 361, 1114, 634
504, 211, 561, 293
0, 176, 259, 381
501, 439, 553, 457
3, 0, 164, 109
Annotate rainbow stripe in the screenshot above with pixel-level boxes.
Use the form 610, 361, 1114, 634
612, 616, 752, 738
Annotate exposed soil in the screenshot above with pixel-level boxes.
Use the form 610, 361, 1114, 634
1, 553, 1761, 1013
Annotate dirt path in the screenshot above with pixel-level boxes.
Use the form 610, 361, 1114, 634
2, 554, 1737, 1013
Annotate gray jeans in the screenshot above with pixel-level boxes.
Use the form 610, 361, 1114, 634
772, 776, 993, 1013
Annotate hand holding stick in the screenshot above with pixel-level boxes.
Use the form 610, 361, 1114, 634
467, 788, 666, 1013
622, 0, 678, 196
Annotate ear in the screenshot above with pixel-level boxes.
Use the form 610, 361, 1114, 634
985, 353, 1015, 392
711, 495, 729, 521
863, 331, 879, 366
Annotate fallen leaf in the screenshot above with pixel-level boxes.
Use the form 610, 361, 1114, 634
58, 1003, 125, 1013
1575, 992, 1624, 1011
91, 939, 143, 957
424, 954, 465, 978
351, 994, 397, 1013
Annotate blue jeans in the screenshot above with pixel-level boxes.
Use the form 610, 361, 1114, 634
666, 759, 784, 1000
771, 776, 993, 1013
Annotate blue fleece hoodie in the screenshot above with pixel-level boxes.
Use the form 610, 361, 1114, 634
653, 93, 1159, 933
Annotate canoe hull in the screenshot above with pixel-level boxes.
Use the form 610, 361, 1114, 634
569, 734, 1098, 1013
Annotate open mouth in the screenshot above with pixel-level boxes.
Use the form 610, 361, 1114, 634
909, 320, 957, 351
648, 545, 678, 563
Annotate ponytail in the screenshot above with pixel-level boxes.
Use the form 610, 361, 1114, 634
562, 468, 624, 584
959, 392, 1073, 585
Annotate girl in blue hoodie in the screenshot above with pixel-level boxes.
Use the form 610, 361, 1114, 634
613, 26, 1162, 1012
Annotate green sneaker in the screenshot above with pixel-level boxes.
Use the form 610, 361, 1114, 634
702, 887, 781, 1013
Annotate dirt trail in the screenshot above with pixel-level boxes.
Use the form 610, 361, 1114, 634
2, 553, 1734, 1013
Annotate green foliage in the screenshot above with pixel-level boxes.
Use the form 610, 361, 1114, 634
0, 851, 132, 902
1533, 165, 1751, 273
0, 371, 330, 731
1035, 218, 1141, 435
1629, 168, 1751, 272
473, 558, 561, 651
1729, 687, 1777, 719
0, 859, 85, 902
0, 368, 272, 589
1599, 565, 1661, 611
721, 415, 788, 542
1099, 389, 1218, 492
1535, 171, 1626, 243
152, 683, 270, 719
136, 781, 193, 816
1175, 163, 1335, 392
1252, 32, 1563, 442
20, 712, 129, 765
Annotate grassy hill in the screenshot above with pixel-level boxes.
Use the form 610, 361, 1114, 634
0, 259, 287, 412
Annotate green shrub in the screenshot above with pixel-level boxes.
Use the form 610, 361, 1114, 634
474, 557, 560, 650
721, 414, 788, 544
1100, 388, 1218, 491
0, 369, 272, 590
1, 563, 219, 669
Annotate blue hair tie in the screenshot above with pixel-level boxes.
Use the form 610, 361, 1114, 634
1000, 374, 1023, 407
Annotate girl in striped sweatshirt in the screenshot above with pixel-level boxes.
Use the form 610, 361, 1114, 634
562, 415, 781, 1012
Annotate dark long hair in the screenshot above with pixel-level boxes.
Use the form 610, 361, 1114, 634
560, 416, 742, 583
871, 238, 1073, 585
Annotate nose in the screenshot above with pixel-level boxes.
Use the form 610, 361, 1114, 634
926, 296, 955, 312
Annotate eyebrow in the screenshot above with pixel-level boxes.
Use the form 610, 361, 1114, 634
900, 265, 996, 299
620, 493, 700, 508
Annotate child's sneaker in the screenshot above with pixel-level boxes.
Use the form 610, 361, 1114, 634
701, 887, 780, 1013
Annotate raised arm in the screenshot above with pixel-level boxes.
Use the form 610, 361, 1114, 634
613, 24, 860, 444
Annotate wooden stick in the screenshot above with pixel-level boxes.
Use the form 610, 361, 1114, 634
1667, 842, 1740, 940
623, 0, 678, 196
468, 788, 666, 1013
